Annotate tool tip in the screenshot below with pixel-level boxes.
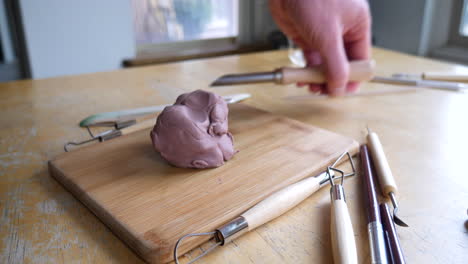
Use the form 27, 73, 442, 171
366, 125, 372, 134
210, 79, 222, 87
394, 216, 410, 227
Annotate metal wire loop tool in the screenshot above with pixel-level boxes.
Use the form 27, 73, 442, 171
327, 152, 358, 264
173, 151, 356, 264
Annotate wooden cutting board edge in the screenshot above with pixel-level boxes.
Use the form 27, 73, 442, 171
48, 162, 156, 260
48, 140, 360, 263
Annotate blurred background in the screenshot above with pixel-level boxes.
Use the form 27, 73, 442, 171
0, 0, 467, 82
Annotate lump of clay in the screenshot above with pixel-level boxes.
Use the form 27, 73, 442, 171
150, 90, 236, 169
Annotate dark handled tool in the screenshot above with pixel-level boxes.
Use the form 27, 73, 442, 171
380, 203, 406, 264
361, 145, 389, 264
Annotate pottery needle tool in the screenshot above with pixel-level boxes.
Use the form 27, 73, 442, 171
393, 72, 468, 82
380, 203, 406, 264
366, 127, 409, 227
173, 151, 356, 264
210, 60, 375, 86
360, 145, 389, 264
373, 76, 468, 92
328, 152, 358, 264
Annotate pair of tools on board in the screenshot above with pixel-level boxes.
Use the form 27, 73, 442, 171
174, 128, 408, 264
64, 93, 251, 151
67, 59, 466, 151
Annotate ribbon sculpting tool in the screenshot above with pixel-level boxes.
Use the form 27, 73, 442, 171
380, 203, 406, 264
173, 151, 356, 264
328, 152, 358, 264
361, 145, 389, 264
210, 60, 375, 86
366, 127, 409, 227
64, 119, 156, 152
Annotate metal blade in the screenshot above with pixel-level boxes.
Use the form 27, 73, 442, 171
211, 71, 276, 86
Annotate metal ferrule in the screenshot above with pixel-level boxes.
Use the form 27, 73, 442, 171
114, 119, 136, 129
99, 130, 122, 141
317, 170, 335, 188
330, 185, 346, 201
367, 221, 388, 264
273, 69, 283, 84
215, 216, 248, 245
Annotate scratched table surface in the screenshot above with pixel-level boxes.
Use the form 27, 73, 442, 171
1, 48, 467, 263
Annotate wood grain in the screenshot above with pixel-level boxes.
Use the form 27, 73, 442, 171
2, 48, 468, 263
49, 104, 358, 263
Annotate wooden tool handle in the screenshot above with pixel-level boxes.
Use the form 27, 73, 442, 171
241, 175, 321, 231
279, 60, 375, 85
367, 132, 397, 196
423, 72, 468, 82
331, 199, 358, 264
120, 119, 155, 135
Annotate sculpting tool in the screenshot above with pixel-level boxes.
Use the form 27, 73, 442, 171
174, 151, 356, 264
79, 93, 251, 127
210, 62, 467, 92
210, 60, 375, 86
64, 119, 155, 152
380, 203, 406, 264
366, 127, 409, 227
66, 93, 251, 151
360, 145, 388, 264
393, 72, 468, 82
328, 152, 358, 264
373, 76, 468, 91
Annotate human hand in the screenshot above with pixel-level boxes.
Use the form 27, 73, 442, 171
269, 0, 371, 96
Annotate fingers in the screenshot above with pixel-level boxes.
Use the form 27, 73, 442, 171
346, 82, 360, 93
345, 11, 371, 61
303, 50, 326, 93
269, 0, 300, 39
343, 11, 371, 93
318, 31, 349, 96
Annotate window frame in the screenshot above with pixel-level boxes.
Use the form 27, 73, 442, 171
133, 0, 250, 58
449, 0, 468, 46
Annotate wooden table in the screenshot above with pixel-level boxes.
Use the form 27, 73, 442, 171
1, 48, 467, 263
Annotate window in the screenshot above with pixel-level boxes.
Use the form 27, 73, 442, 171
131, 0, 239, 57
450, 0, 468, 45
460, 0, 468, 36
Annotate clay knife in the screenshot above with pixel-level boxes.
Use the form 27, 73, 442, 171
211, 60, 376, 86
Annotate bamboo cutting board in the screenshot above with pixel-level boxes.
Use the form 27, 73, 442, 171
48, 104, 358, 263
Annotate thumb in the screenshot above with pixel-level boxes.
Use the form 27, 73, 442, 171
318, 31, 349, 96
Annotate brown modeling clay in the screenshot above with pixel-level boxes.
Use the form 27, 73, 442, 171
150, 90, 236, 169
